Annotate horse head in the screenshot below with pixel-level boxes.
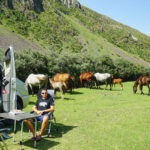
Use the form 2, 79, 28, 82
133, 84, 137, 94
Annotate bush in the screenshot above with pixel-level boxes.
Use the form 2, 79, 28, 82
14, 49, 150, 84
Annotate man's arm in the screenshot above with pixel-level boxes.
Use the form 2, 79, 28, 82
32, 105, 38, 113
43, 105, 55, 113
32, 105, 54, 116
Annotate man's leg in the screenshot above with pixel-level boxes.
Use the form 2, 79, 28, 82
24, 119, 35, 136
39, 116, 49, 136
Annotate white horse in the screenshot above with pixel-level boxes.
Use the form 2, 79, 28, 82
94, 73, 112, 90
49, 78, 66, 99
25, 74, 48, 95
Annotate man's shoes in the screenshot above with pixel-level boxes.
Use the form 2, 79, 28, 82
30, 136, 36, 141
36, 135, 42, 141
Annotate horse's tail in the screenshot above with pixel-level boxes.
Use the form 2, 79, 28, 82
25, 79, 28, 87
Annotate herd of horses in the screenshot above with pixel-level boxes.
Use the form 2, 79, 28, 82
25, 72, 150, 99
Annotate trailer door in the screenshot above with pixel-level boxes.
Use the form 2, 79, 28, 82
3, 46, 16, 112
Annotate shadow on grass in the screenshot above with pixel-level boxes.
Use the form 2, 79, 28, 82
92, 87, 112, 91
4, 122, 77, 149
23, 138, 59, 150
50, 123, 77, 138
29, 101, 36, 105
55, 96, 75, 100
134, 93, 149, 96
23, 123, 77, 149
71, 90, 83, 95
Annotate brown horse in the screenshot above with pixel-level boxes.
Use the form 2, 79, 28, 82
53, 73, 73, 93
49, 78, 66, 99
79, 72, 95, 88
112, 78, 123, 90
133, 76, 150, 95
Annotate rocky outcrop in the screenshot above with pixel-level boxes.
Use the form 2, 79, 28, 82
0, 0, 44, 13
0, 0, 81, 12
55, 0, 81, 8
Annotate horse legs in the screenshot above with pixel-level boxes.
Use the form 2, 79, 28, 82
94, 81, 97, 88
139, 84, 144, 95
147, 84, 150, 95
113, 83, 115, 87
109, 81, 112, 90
105, 81, 108, 90
59, 87, 64, 99
80, 79, 82, 87
29, 84, 34, 96
120, 83, 123, 90
54, 89, 57, 98
109, 78, 112, 90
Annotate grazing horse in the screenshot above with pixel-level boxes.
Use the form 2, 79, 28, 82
49, 78, 66, 99
25, 74, 48, 95
112, 78, 123, 90
79, 72, 95, 88
94, 73, 112, 90
53, 73, 73, 93
133, 76, 150, 95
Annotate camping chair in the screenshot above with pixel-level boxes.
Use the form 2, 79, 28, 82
0, 133, 8, 150
0, 128, 11, 150
29, 89, 56, 138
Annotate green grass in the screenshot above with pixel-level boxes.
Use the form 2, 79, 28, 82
5, 82, 150, 150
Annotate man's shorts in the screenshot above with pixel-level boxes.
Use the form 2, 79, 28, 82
35, 112, 52, 122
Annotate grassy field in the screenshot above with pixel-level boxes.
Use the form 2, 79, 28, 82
4, 82, 150, 150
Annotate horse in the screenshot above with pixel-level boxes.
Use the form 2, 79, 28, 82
79, 72, 95, 88
94, 73, 112, 90
25, 74, 48, 96
53, 73, 73, 93
112, 78, 123, 90
49, 78, 66, 99
133, 76, 150, 95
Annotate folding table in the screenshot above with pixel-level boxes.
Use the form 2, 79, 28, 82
0, 113, 38, 150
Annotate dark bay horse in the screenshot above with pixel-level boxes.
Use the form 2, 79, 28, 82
79, 72, 95, 88
133, 76, 150, 95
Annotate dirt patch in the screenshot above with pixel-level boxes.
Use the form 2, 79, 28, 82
0, 27, 42, 51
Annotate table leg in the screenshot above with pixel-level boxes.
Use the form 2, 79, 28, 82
19, 120, 24, 150
13, 120, 16, 142
34, 118, 37, 149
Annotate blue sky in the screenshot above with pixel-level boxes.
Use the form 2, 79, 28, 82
78, 0, 150, 36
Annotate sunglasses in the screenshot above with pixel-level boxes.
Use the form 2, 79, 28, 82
41, 92, 47, 95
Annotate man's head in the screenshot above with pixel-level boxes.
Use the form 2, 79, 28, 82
41, 88, 48, 99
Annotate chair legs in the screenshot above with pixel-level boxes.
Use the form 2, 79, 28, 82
48, 121, 51, 138
28, 120, 55, 138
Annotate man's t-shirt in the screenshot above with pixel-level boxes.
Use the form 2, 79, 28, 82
35, 96, 54, 111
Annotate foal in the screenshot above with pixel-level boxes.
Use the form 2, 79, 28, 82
49, 78, 66, 99
112, 78, 123, 90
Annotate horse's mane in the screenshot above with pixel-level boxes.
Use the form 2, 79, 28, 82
134, 77, 140, 87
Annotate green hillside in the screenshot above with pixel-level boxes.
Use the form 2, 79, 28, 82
67, 5, 150, 63
0, 0, 150, 80
0, 0, 150, 61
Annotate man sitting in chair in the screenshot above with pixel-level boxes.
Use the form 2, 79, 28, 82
24, 88, 54, 141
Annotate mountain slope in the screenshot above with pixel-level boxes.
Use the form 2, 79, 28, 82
67, 5, 150, 63
0, 0, 150, 68
0, 25, 42, 50
65, 15, 150, 67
